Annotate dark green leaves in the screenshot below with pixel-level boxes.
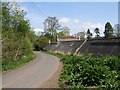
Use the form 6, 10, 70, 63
59, 54, 120, 88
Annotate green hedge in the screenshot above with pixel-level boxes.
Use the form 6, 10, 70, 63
44, 51, 120, 88
59, 54, 120, 88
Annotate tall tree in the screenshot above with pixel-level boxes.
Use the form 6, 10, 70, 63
94, 28, 100, 37
44, 17, 61, 41
2, 2, 33, 60
57, 31, 66, 39
62, 27, 70, 37
75, 32, 85, 40
57, 26, 70, 39
87, 29, 92, 39
104, 22, 113, 38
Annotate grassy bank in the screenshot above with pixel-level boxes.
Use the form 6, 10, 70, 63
44, 51, 120, 88
2, 54, 36, 71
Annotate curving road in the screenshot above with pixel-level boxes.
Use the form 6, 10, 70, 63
2, 51, 60, 88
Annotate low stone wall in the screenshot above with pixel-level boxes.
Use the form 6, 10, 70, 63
44, 38, 120, 56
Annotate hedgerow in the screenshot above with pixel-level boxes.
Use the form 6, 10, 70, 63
59, 54, 120, 88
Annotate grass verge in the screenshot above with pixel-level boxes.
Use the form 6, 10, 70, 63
2, 54, 36, 72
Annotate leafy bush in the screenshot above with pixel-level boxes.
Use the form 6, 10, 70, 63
59, 54, 120, 88
2, 2, 34, 63
44, 51, 120, 88
21, 37, 33, 55
34, 36, 49, 51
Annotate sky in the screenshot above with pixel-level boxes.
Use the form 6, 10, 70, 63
18, 2, 118, 36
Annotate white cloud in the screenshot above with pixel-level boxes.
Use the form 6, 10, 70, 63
59, 17, 104, 37
33, 28, 44, 35
59, 17, 70, 25
73, 19, 80, 24
34, 28, 44, 32
79, 22, 105, 37
59, 17, 80, 25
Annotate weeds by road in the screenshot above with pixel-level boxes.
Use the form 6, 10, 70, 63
2, 54, 35, 71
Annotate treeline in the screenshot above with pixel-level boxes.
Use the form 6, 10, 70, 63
75, 22, 120, 40
34, 17, 72, 51
34, 16, 120, 51
42, 17, 120, 41
2, 2, 36, 65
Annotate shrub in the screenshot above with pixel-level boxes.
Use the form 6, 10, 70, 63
59, 54, 120, 88
34, 36, 49, 51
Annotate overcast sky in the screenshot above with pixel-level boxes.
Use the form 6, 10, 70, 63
18, 2, 118, 36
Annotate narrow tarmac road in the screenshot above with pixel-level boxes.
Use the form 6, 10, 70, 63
2, 51, 60, 88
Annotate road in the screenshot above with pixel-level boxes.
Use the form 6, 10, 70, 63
2, 51, 60, 88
